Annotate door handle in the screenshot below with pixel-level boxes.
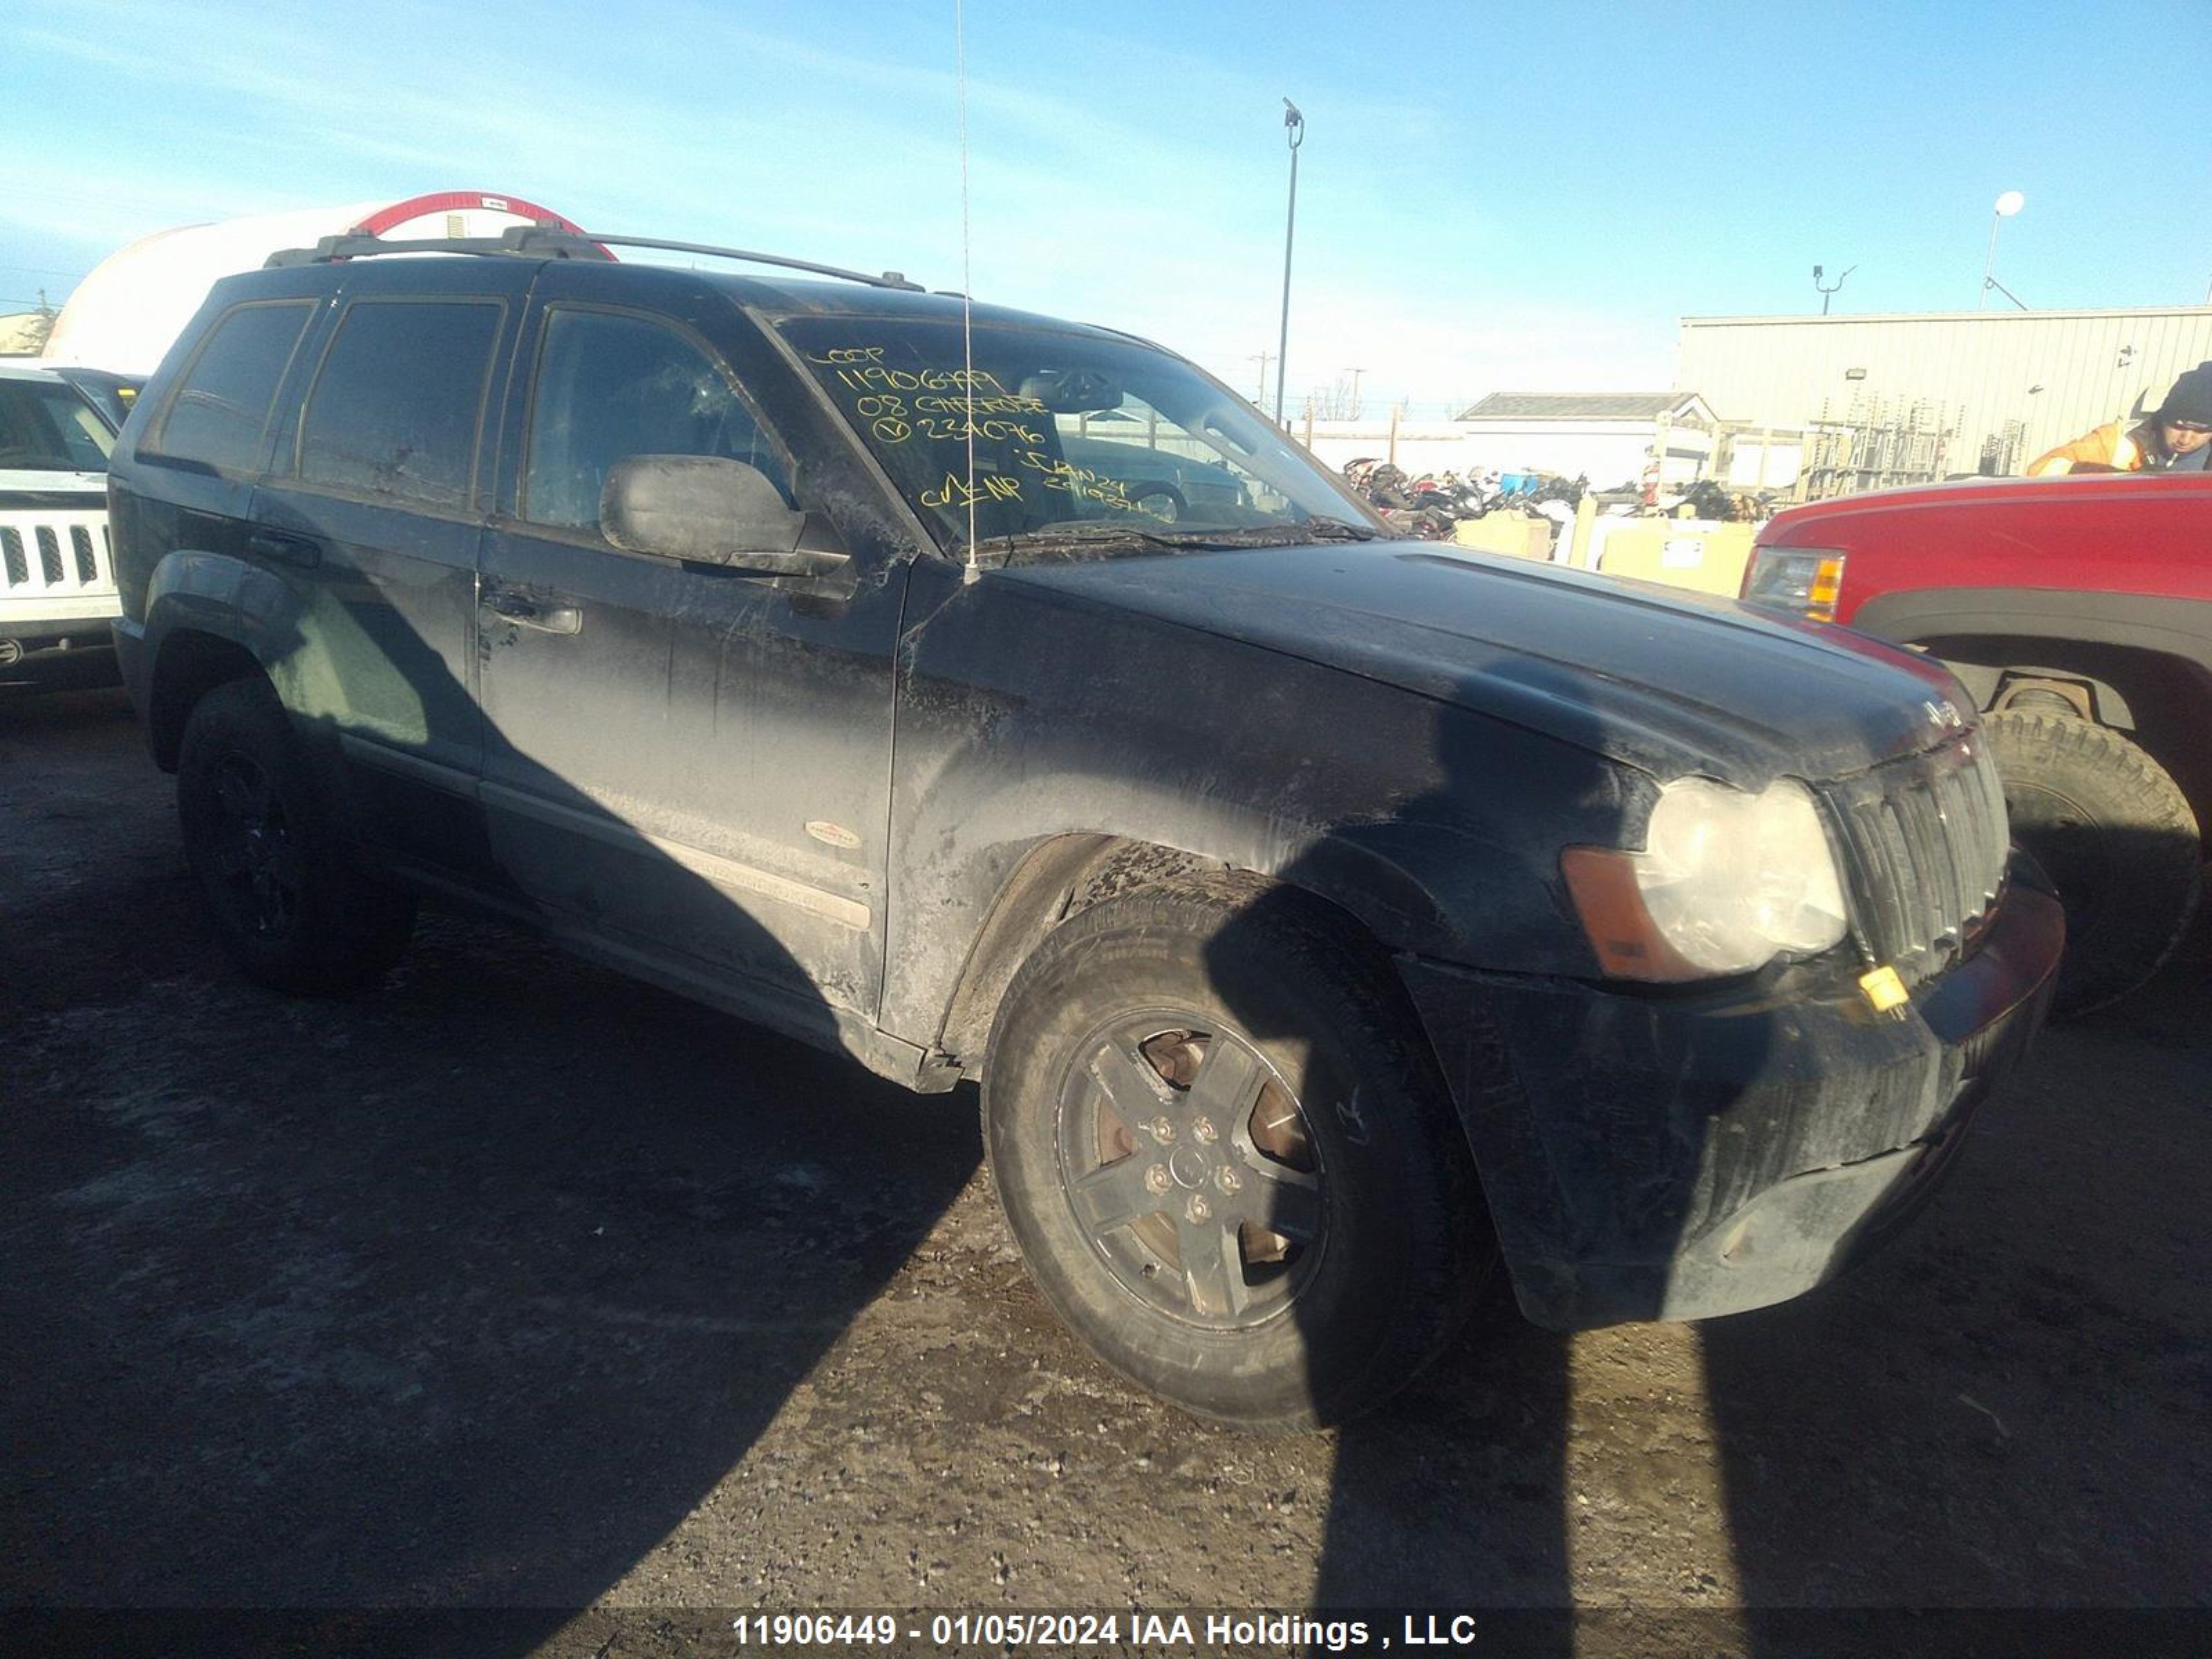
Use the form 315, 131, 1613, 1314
481, 587, 583, 635
247, 529, 321, 568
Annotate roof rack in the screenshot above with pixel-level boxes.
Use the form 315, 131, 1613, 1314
265, 223, 924, 290
263, 224, 610, 268
590, 234, 924, 291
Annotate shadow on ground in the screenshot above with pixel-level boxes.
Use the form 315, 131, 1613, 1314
1308, 949, 2210, 1649
3, 690, 979, 1649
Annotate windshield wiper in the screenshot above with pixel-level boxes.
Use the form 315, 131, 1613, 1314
1295, 516, 1380, 542
961, 523, 1185, 559
962, 516, 1380, 561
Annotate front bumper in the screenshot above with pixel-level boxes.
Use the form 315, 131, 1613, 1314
1400, 867, 2063, 1329
1, 612, 120, 655
0, 613, 121, 682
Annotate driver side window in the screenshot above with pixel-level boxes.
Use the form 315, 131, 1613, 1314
522, 308, 791, 535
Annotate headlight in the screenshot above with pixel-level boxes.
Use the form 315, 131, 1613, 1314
1743, 546, 1846, 622
1562, 776, 1850, 981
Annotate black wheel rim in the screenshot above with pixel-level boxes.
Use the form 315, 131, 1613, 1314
1053, 1009, 1327, 1330
207, 751, 301, 939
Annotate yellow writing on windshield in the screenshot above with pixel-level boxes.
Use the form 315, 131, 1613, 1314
814, 348, 1060, 459
921, 471, 1023, 509
1015, 449, 1168, 517
832, 364, 1013, 395
853, 391, 1048, 419
919, 393, 1046, 415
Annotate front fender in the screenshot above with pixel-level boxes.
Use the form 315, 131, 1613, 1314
877, 563, 1633, 1048
1853, 586, 2212, 680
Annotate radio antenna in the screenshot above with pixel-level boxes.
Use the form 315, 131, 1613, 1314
957, 0, 978, 574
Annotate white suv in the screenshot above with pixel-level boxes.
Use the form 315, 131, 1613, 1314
1, 361, 126, 685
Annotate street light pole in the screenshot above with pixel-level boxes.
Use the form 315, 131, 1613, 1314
1813, 263, 1855, 315
1275, 98, 1304, 427
1981, 190, 2024, 310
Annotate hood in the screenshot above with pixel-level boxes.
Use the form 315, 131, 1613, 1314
0, 468, 108, 500
1763, 471, 2212, 542
1002, 541, 1967, 784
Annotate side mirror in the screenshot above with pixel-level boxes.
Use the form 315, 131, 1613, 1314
599, 455, 845, 576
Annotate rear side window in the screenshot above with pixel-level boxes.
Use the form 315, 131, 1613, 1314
150, 301, 314, 475
296, 299, 503, 510
522, 308, 789, 534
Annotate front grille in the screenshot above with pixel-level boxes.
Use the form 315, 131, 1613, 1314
1821, 733, 2011, 985
0, 509, 116, 600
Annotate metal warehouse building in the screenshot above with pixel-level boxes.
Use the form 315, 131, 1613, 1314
1677, 306, 2212, 498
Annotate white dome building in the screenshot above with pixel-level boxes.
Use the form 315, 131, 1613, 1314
41, 190, 588, 377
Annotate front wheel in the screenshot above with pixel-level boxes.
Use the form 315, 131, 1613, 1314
982, 877, 1492, 1432
177, 675, 416, 995
1983, 709, 2202, 1017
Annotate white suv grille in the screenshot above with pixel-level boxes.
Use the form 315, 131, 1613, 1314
1, 507, 119, 619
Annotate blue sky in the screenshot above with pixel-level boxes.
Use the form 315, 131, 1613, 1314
5, 0, 2206, 415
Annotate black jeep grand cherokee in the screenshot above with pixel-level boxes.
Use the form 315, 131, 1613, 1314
108, 229, 2061, 1431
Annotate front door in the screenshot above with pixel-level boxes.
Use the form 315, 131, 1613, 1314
475, 299, 908, 1029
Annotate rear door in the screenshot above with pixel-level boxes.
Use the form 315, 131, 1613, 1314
474, 270, 912, 1026
247, 261, 530, 881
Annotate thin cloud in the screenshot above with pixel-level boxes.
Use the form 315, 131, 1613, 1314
10, 0, 1693, 402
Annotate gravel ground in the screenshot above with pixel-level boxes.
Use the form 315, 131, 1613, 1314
4, 685, 2208, 1657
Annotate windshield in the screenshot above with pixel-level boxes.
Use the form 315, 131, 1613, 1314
0, 379, 115, 474
776, 315, 1382, 554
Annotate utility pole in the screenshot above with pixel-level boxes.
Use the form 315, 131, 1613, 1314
1248, 351, 1275, 406
1275, 98, 1304, 427
1345, 366, 1365, 421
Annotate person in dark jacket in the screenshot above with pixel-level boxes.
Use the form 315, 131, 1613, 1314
2028, 362, 2212, 474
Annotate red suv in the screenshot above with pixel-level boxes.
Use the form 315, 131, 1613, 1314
1746, 471, 2210, 1014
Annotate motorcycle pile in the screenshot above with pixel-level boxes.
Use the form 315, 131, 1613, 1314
1340, 460, 1580, 541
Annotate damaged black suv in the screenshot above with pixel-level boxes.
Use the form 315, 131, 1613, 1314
108, 229, 2062, 1431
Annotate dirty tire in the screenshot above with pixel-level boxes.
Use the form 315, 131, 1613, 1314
177, 675, 416, 995
982, 876, 1492, 1433
1983, 709, 2201, 1018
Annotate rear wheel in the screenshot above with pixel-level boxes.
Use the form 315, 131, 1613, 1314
982, 876, 1491, 1432
177, 676, 415, 994
1983, 709, 2201, 1017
